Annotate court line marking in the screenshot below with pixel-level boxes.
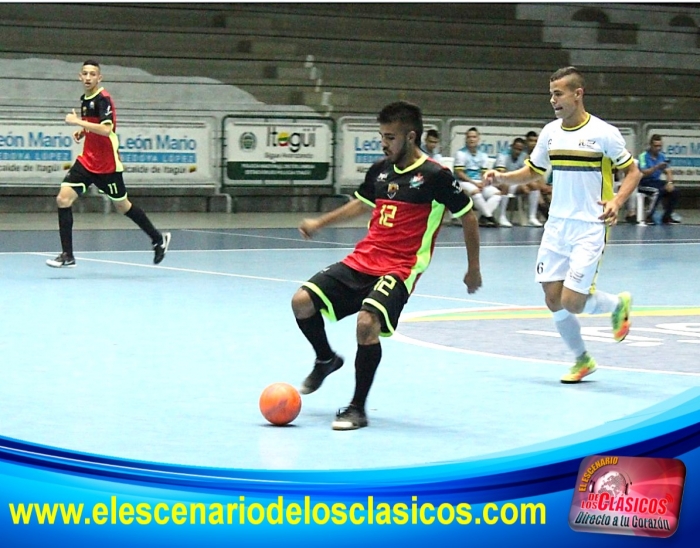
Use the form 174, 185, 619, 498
27, 253, 308, 283
184, 229, 353, 246
23, 252, 700, 310
391, 331, 700, 377
182, 228, 700, 247
2, 249, 354, 256
435, 241, 700, 248
394, 307, 700, 378
25, 253, 521, 307
21, 253, 700, 377
8, 236, 700, 258
21, 249, 700, 324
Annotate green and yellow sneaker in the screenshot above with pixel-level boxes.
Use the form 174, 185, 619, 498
612, 291, 632, 342
561, 353, 597, 384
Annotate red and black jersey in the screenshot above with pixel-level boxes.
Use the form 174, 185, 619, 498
77, 87, 123, 174
342, 155, 473, 292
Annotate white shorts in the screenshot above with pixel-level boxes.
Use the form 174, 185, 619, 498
459, 182, 500, 199
535, 216, 607, 294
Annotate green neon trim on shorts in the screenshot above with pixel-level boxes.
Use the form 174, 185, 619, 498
363, 297, 394, 337
61, 182, 87, 193
451, 199, 474, 219
302, 282, 338, 322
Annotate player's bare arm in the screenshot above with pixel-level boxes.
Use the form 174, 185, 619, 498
455, 168, 482, 187
483, 165, 539, 187
65, 109, 112, 137
599, 161, 642, 224
298, 198, 369, 239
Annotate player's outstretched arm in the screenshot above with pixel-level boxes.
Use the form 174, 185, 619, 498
298, 198, 369, 240
483, 165, 538, 187
460, 210, 482, 294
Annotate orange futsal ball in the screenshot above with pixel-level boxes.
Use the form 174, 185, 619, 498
259, 383, 302, 426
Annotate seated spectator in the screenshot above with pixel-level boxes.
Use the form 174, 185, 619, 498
638, 134, 679, 225
494, 137, 542, 227
454, 127, 501, 227
422, 129, 443, 162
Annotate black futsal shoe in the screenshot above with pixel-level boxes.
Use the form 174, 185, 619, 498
332, 405, 369, 431
153, 232, 171, 264
46, 252, 76, 268
299, 354, 344, 395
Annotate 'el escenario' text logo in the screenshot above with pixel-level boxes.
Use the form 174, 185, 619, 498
568, 455, 685, 538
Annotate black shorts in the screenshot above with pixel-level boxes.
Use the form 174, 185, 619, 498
62, 161, 128, 201
301, 262, 410, 337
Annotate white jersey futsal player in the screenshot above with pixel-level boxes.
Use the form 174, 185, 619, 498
483, 66, 642, 383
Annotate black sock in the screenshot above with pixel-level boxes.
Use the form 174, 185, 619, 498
124, 204, 161, 245
351, 343, 382, 411
296, 312, 334, 362
58, 207, 73, 256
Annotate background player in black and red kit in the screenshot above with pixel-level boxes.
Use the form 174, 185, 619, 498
46, 60, 170, 268
292, 101, 482, 430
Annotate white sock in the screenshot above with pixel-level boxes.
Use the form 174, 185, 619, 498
528, 190, 541, 218
583, 291, 619, 315
552, 309, 586, 357
486, 194, 502, 217
471, 192, 489, 217
498, 195, 510, 219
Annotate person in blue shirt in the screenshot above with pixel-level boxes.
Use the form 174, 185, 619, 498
638, 134, 679, 225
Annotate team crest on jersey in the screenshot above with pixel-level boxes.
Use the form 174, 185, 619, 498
387, 182, 400, 199
409, 173, 424, 188
579, 139, 597, 148
377, 172, 388, 182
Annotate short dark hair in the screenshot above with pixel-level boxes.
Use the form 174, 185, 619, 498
550, 66, 585, 91
649, 134, 662, 143
82, 59, 101, 69
467, 127, 479, 134
512, 137, 525, 146
426, 129, 440, 139
377, 101, 423, 146
525, 131, 538, 139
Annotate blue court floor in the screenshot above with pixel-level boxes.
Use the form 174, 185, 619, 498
1, 212, 699, 470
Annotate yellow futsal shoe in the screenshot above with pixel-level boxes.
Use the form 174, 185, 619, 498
561, 353, 597, 384
612, 291, 632, 342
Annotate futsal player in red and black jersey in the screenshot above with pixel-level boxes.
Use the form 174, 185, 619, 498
292, 101, 482, 430
46, 60, 170, 268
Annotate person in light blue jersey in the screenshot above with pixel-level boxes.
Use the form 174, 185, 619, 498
453, 127, 501, 226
